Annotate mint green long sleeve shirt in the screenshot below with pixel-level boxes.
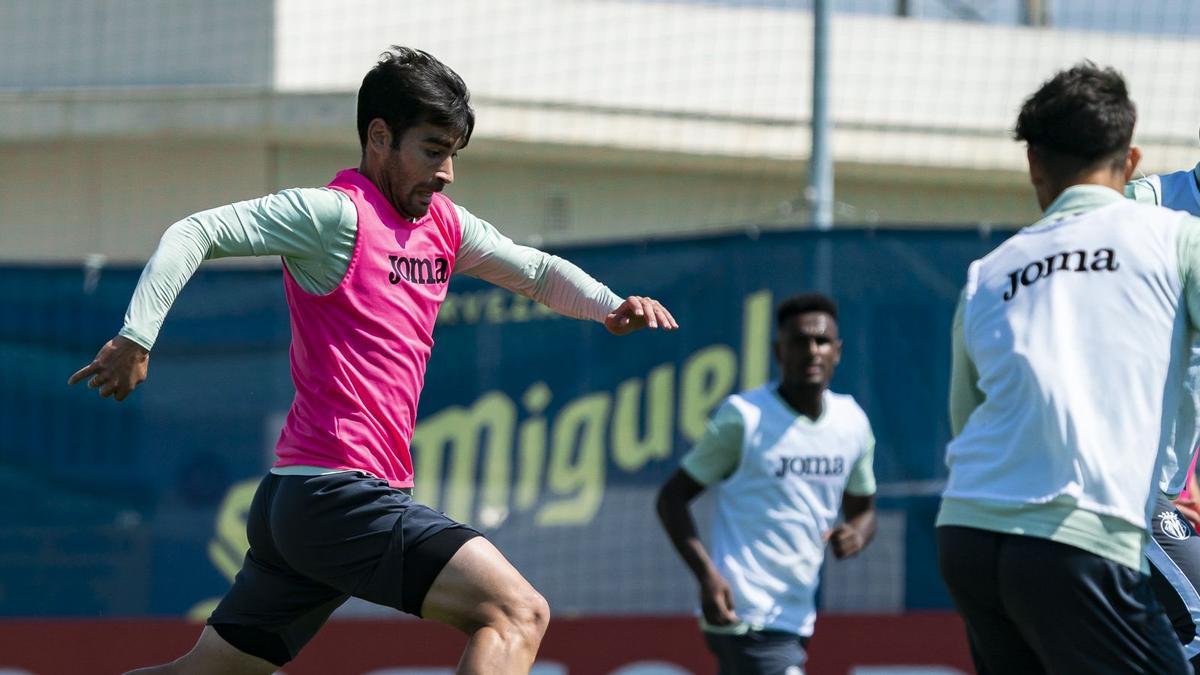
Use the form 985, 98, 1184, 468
118, 188, 624, 350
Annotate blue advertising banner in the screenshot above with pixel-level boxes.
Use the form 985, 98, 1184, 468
0, 227, 1010, 617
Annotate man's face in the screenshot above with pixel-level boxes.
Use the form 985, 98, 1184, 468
375, 121, 462, 219
774, 311, 842, 388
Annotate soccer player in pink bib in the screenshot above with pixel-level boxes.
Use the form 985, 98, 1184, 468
69, 46, 677, 675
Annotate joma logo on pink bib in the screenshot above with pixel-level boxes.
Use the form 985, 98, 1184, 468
388, 255, 450, 286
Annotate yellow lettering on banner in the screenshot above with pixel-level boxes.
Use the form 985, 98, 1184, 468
208, 479, 257, 581
460, 292, 485, 325
679, 345, 738, 443
612, 364, 675, 472
485, 290, 507, 323
411, 392, 516, 523
408, 287, 773, 527
437, 291, 563, 326
531, 301, 556, 319
440, 294, 460, 324
740, 290, 772, 391
190, 477, 258, 620
188, 599, 219, 622
537, 393, 610, 526
515, 382, 551, 509
510, 293, 532, 323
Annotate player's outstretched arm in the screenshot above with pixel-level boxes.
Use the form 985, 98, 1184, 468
452, 208, 680, 332
67, 189, 346, 402
825, 493, 876, 560
604, 295, 679, 336
655, 469, 738, 626
68, 335, 149, 401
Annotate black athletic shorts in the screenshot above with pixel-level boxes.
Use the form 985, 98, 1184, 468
207, 472, 481, 666
703, 629, 810, 675
1147, 495, 1200, 673
938, 525, 1189, 675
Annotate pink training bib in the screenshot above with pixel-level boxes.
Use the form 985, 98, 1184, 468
273, 168, 461, 487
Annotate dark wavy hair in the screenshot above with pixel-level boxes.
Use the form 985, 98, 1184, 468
356, 46, 475, 151
1014, 62, 1135, 175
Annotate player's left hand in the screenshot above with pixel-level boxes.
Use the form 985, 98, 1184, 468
825, 523, 866, 559
604, 296, 679, 336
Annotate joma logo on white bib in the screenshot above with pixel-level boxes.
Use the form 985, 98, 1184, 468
1003, 248, 1119, 302
774, 455, 845, 478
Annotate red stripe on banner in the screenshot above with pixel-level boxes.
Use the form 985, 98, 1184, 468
0, 613, 972, 675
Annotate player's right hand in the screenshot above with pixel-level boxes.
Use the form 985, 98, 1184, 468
68, 335, 150, 401
699, 572, 739, 626
604, 295, 679, 336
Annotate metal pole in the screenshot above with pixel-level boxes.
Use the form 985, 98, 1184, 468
810, 0, 833, 230
1021, 0, 1047, 27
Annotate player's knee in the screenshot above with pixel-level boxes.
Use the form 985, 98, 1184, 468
523, 589, 551, 639
508, 587, 550, 644
485, 587, 550, 647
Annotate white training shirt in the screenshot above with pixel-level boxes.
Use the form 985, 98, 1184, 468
1129, 162, 1200, 214
682, 386, 875, 637
945, 196, 1194, 529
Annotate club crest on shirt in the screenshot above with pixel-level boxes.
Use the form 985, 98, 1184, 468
1158, 511, 1191, 541
388, 255, 449, 285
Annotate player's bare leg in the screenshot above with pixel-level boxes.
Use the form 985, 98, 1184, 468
124, 626, 277, 675
421, 537, 550, 674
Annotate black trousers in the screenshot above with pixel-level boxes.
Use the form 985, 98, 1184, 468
703, 630, 810, 675
1147, 495, 1200, 673
938, 525, 1188, 675
208, 472, 480, 666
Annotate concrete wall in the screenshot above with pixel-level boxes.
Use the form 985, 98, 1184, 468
0, 139, 1037, 262
1, 140, 272, 262
0, 0, 273, 88
275, 0, 1200, 170
0, 1, 1193, 262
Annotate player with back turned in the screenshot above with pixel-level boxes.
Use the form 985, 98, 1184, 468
938, 62, 1198, 673
69, 46, 677, 675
